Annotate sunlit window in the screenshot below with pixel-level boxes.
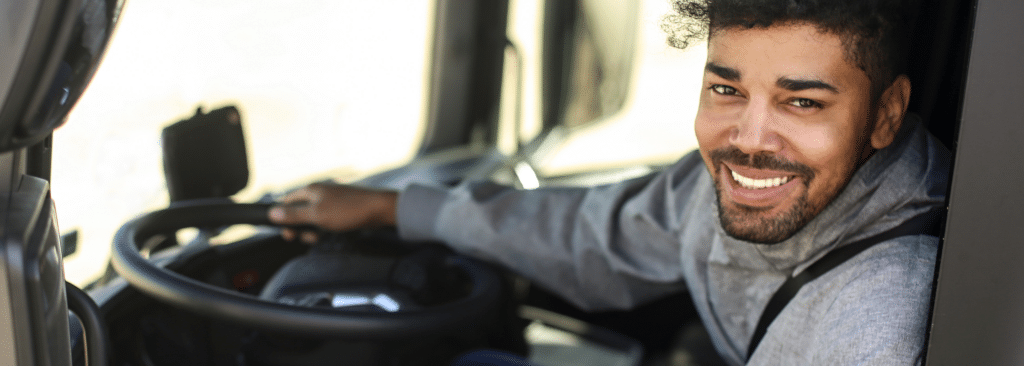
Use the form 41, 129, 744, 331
53, 0, 706, 287
531, 0, 704, 176
54, 1, 431, 285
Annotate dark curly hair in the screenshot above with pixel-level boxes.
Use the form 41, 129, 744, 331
662, 0, 914, 100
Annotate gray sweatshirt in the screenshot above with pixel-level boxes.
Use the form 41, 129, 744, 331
397, 116, 950, 365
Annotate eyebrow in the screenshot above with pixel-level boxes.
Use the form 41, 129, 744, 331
776, 77, 839, 93
706, 61, 841, 94
705, 62, 741, 81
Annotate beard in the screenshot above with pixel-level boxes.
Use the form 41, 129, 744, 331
709, 146, 836, 244
715, 190, 815, 244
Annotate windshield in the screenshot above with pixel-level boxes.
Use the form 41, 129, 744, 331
53, 0, 704, 286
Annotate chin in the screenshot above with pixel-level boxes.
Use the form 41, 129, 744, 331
715, 189, 816, 245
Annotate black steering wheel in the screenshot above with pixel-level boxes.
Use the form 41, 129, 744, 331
110, 203, 502, 339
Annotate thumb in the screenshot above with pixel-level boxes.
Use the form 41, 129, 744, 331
268, 201, 314, 225
268, 186, 320, 224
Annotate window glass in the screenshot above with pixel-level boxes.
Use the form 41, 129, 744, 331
53, 0, 706, 286
531, 0, 706, 176
53, 1, 431, 286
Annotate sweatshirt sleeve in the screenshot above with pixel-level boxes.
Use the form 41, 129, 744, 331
395, 151, 707, 311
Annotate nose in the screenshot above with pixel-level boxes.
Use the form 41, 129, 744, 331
730, 97, 782, 154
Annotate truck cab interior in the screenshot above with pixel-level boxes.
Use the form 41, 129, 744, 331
0, 0, 1020, 365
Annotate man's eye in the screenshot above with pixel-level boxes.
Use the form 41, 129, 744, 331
709, 84, 738, 95
788, 98, 822, 109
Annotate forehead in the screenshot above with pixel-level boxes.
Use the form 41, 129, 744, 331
706, 24, 868, 91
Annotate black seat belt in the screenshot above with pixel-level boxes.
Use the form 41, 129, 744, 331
746, 210, 945, 361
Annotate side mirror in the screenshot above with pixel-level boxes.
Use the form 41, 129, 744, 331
161, 106, 249, 202
542, 0, 640, 131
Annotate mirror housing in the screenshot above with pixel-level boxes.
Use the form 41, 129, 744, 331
161, 106, 249, 202
542, 0, 640, 131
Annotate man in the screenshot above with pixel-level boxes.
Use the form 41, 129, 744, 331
269, 0, 949, 364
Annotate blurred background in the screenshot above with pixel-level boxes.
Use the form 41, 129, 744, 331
52, 0, 705, 286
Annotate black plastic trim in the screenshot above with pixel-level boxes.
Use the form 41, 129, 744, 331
65, 282, 107, 366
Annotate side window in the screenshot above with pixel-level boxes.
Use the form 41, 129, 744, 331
52, 2, 431, 286
525, 0, 706, 179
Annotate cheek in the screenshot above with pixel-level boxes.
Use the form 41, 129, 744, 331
694, 103, 724, 175
785, 123, 839, 166
784, 118, 863, 191
694, 98, 730, 149
694, 112, 712, 149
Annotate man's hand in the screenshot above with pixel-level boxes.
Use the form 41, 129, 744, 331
267, 183, 398, 243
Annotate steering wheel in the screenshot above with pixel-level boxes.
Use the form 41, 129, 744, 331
110, 203, 502, 339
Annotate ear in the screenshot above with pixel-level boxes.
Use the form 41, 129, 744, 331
870, 75, 912, 149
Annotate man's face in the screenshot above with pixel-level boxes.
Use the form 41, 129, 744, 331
694, 24, 876, 244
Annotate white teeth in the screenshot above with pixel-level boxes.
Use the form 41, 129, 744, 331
731, 170, 790, 189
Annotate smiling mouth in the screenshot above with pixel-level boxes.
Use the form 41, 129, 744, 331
730, 170, 792, 189
719, 163, 805, 209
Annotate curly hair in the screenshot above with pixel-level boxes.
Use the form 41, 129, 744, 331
662, 0, 914, 100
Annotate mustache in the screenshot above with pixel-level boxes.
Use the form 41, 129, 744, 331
709, 146, 815, 181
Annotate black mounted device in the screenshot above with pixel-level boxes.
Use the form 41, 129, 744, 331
161, 105, 250, 203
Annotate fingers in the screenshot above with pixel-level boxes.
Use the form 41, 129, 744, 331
266, 199, 305, 222
280, 228, 296, 241
270, 186, 316, 242
268, 186, 322, 225
279, 227, 322, 244
300, 231, 320, 244
269, 185, 333, 243
277, 185, 318, 204
268, 203, 307, 225
268, 183, 398, 241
